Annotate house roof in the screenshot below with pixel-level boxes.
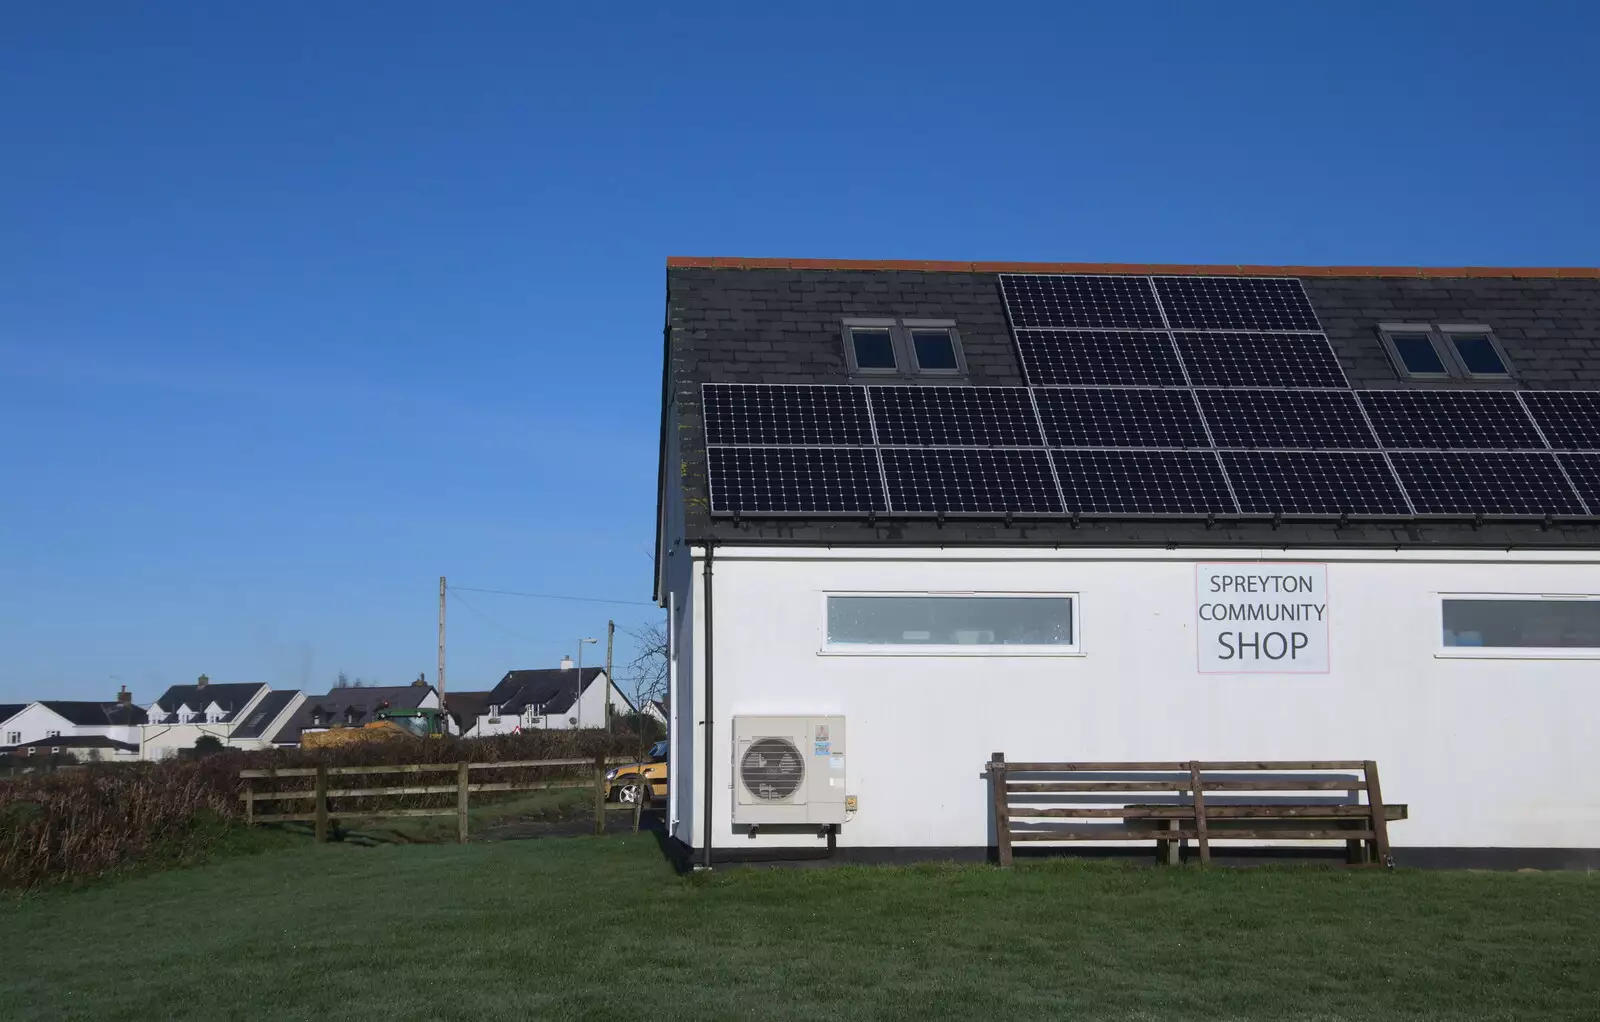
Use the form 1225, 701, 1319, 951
659, 260, 1600, 563
444, 690, 493, 730
486, 668, 606, 717
37, 701, 148, 727
149, 683, 267, 724
270, 685, 435, 745
230, 690, 301, 740
2, 735, 138, 754
0, 704, 26, 724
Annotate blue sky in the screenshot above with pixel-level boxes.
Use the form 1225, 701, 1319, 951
2, 3, 1596, 704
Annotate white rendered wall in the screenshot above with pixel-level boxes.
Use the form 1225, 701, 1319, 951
678, 546, 1600, 852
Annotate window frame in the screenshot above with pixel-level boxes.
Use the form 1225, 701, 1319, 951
46, 730, 61, 739
1436, 324, 1516, 380
841, 318, 969, 382
1435, 592, 1600, 660
818, 590, 1083, 657
842, 318, 902, 377
1377, 323, 1453, 381
1377, 322, 1515, 382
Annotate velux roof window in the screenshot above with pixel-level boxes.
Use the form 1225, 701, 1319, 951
1378, 323, 1513, 381
844, 319, 967, 380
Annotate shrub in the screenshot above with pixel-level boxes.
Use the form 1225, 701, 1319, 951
0, 727, 650, 889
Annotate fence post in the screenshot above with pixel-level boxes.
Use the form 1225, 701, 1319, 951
314, 764, 329, 843
245, 777, 254, 827
457, 761, 470, 844
594, 753, 607, 835
990, 752, 1011, 867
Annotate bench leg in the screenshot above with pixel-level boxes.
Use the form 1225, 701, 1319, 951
1346, 838, 1367, 865
1159, 819, 1182, 866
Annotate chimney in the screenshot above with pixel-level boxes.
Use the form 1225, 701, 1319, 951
559, 656, 573, 671
197, 674, 209, 689
116, 685, 132, 706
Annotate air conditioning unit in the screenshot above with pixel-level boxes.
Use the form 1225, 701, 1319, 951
732, 715, 846, 825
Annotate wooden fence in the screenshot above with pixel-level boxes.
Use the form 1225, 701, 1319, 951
240, 755, 635, 843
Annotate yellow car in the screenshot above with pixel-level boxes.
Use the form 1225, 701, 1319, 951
605, 740, 668, 805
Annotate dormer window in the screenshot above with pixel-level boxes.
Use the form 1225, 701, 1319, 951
311, 710, 326, 727
843, 319, 967, 380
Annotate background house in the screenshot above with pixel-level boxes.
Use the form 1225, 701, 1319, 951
2, 689, 147, 752
657, 257, 1600, 866
268, 683, 440, 746
444, 690, 492, 737
2, 734, 140, 764
466, 663, 631, 736
141, 675, 273, 759
226, 690, 304, 749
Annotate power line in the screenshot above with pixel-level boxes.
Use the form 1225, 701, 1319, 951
446, 588, 569, 647
449, 585, 657, 608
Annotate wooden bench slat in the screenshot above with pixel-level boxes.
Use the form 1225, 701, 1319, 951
1012, 828, 1202, 842
1201, 779, 1364, 791
993, 761, 1190, 772
1007, 780, 1192, 793
1122, 804, 1408, 820
1194, 760, 1368, 771
1007, 807, 1180, 819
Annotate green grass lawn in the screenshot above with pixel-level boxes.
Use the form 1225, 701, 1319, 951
2, 835, 1596, 1021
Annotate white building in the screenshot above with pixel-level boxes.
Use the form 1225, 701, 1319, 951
655, 257, 1600, 868
268, 684, 438, 746
140, 675, 275, 759
0, 690, 146, 761
458, 663, 631, 737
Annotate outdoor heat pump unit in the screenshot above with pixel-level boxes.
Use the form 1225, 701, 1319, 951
732, 715, 847, 826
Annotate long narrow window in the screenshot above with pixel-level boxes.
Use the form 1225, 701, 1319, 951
1441, 596, 1600, 655
823, 594, 1077, 654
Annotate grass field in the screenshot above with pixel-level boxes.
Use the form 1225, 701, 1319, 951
2, 834, 1597, 1021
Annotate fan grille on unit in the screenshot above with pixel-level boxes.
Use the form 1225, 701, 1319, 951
740, 738, 805, 801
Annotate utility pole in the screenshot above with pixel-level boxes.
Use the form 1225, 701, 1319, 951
604, 620, 615, 735
438, 576, 447, 723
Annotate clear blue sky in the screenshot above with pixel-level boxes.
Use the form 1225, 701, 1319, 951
2, 3, 1596, 704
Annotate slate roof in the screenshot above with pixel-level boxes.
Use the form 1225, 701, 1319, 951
37, 701, 148, 727
0, 704, 26, 724
659, 259, 1600, 567
230, 690, 300, 740
148, 683, 267, 724
271, 685, 436, 745
444, 690, 493, 731
2, 735, 139, 754
486, 668, 606, 717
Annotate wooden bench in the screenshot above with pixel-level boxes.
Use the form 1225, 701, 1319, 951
987, 755, 1407, 867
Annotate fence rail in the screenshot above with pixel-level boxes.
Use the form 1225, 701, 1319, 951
241, 755, 636, 842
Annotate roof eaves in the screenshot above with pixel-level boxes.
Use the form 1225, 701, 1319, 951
664, 257, 1600, 279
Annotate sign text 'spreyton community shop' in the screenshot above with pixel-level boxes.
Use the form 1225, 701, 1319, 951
1195, 563, 1330, 673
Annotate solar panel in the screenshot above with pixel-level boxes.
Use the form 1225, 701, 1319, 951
999, 274, 1165, 329
1358, 391, 1544, 450
881, 448, 1062, 513
1152, 276, 1321, 331
1034, 388, 1209, 448
701, 384, 873, 446
1052, 450, 1235, 514
706, 447, 887, 514
1173, 332, 1348, 388
1389, 452, 1583, 516
1522, 391, 1600, 450
868, 386, 1043, 447
1014, 329, 1186, 386
1197, 389, 1377, 449
1555, 454, 1600, 513
1222, 451, 1411, 515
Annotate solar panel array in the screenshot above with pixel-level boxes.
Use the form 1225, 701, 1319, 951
701, 273, 1598, 519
